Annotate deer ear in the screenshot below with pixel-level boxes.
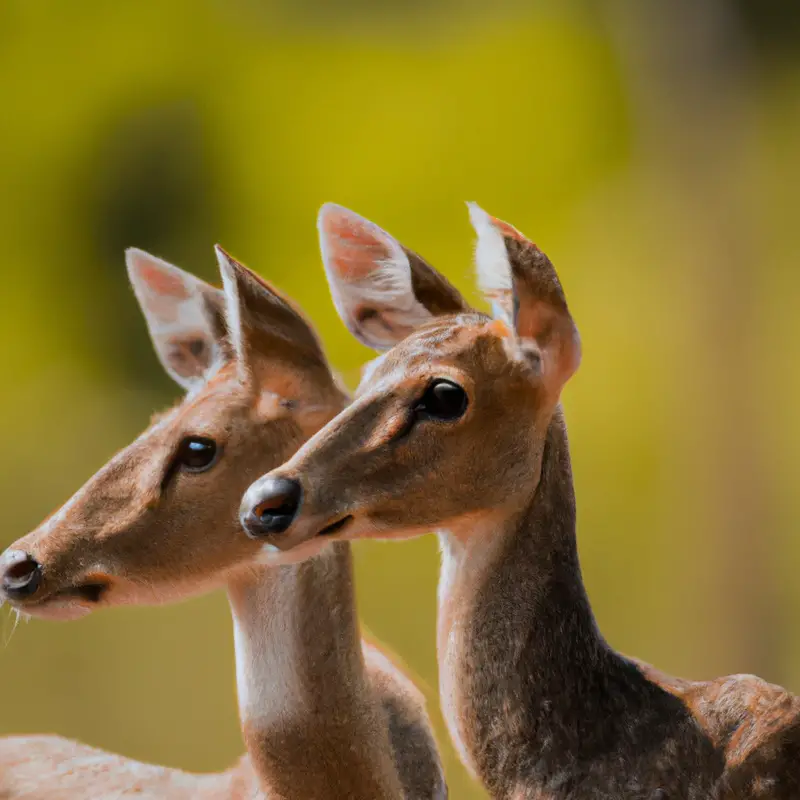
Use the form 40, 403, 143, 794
317, 203, 469, 351
126, 249, 228, 389
215, 246, 331, 387
469, 203, 581, 398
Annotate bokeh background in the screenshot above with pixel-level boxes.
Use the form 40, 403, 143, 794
2, 1, 800, 796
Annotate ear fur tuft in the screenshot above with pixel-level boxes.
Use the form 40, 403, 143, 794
467, 202, 515, 323
467, 204, 581, 398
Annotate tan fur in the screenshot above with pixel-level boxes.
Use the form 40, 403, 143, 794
249, 205, 800, 797
0, 251, 446, 799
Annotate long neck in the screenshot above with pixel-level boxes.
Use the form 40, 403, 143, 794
226, 543, 403, 800
437, 410, 699, 796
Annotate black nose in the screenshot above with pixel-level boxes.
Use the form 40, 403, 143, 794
1, 550, 42, 599
241, 477, 303, 538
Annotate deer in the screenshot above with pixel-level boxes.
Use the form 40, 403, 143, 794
238, 202, 800, 799
0, 246, 447, 799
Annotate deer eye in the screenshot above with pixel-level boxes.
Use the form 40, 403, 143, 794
176, 437, 219, 473
414, 380, 468, 422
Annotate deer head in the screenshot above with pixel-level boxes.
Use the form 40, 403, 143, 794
240, 202, 580, 550
0, 247, 346, 620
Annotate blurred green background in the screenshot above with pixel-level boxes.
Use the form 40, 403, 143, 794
2, 1, 800, 797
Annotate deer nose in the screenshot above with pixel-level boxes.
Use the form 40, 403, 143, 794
1, 550, 42, 599
240, 477, 303, 538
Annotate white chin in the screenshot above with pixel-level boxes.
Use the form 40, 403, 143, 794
255, 538, 330, 566
21, 599, 94, 622
345, 518, 430, 543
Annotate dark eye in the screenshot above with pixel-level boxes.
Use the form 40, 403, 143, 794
176, 437, 219, 473
414, 380, 468, 421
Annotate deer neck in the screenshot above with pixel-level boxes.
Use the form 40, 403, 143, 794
226, 542, 403, 800
436, 409, 701, 796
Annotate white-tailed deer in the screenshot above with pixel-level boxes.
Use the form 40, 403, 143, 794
241, 203, 800, 798
0, 247, 446, 799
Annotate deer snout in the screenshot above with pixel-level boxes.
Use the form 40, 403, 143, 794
240, 476, 303, 539
1, 549, 43, 600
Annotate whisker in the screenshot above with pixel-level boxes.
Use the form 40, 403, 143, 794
3, 607, 22, 647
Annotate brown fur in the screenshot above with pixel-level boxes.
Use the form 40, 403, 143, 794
253, 207, 800, 797
0, 251, 446, 799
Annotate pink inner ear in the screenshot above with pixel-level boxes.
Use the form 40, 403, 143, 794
139, 262, 190, 299
320, 208, 394, 282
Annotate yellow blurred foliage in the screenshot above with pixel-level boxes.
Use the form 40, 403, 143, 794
1, 2, 799, 797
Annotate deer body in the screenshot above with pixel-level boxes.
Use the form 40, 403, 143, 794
0, 248, 445, 799
228, 547, 425, 800
435, 413, 720, 797
437, 409, 800, 798
1, 549, 438, 800
241, 203, 800, 798
0, 736, 258, 799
